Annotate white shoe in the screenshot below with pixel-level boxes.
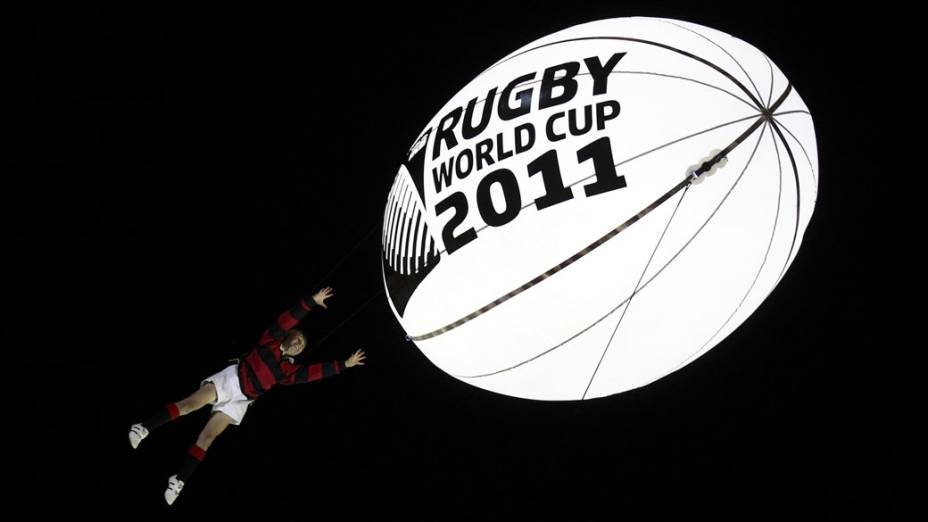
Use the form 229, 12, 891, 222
128, 424, 149, 449
164, 474, 184, 505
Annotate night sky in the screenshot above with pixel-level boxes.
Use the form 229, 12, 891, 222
27, 2, 882, 515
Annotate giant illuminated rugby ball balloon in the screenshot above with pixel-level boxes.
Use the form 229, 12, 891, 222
381, 17, 817, 400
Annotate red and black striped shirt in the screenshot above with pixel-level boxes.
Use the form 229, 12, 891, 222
237, 293, 344, 399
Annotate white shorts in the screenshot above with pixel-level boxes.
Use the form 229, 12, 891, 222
201, 364, 253, 425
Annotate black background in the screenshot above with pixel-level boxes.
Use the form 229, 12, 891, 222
24, 2, 886, 516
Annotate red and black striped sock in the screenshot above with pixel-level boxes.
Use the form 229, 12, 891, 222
178, 444, 206, 482
142, 404, 180, 431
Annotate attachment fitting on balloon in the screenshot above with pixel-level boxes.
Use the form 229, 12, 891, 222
686, 149, 728, 185
687, 165, 703, 185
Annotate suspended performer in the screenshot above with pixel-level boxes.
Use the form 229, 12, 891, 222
127, 286, 367, 505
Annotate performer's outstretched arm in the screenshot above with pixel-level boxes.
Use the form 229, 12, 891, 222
280, 349, 366, 385
258, 286, 334, 347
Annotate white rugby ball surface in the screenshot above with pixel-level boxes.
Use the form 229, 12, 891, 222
381, 17, 817, 400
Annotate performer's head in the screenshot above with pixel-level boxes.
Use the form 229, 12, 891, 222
282, 329, 307, 356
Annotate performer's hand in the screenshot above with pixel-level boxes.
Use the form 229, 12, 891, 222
313, 286, 334, 308
346, 349, 366, 368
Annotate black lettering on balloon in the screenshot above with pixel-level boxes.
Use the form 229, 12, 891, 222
578, 137, 626, 197
584, 53, 626, 95
433, 107, 462, 160
462, 88, 498, 140
539, 61, 580, 110
477, 168, 522, 227
528, 149, 573, 210
499, 73, 536, 121
435, 192, 477, 254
